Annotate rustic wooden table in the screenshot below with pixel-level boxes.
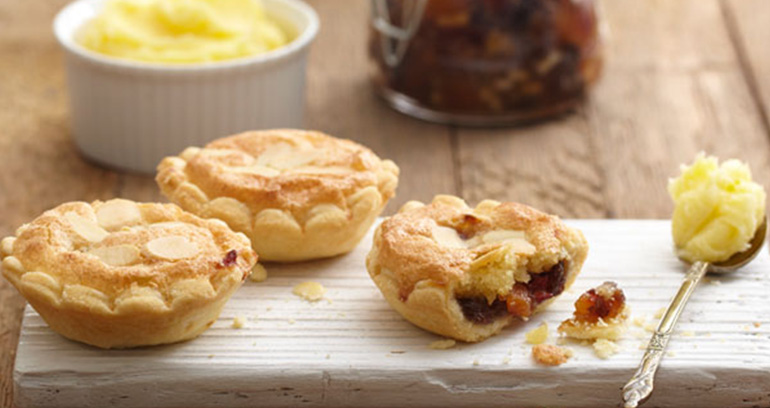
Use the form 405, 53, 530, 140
2, 0, 770, 406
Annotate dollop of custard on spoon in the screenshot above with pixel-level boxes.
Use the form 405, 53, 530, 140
669, 153, 766, 263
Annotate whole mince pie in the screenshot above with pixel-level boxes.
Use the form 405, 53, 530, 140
366, 195, 588, 342
0, 199, 257, 348
558, 281, 629, 341
156, 129, 399, 262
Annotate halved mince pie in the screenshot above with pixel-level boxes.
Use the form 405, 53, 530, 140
0, 199, 256, 349
366, 195, 588, 342
156, 129, 399, 262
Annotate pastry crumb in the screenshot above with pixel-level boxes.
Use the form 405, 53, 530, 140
231, 315, 246, 329
207, 354, 215, 359
292, 281, 326, 302
525, 322, 548, 345
390, 350, 406, 354
248, 263, 268, 282
472, 359, 480, 366
429, 339, 457, 350
532, 344, 573, 366
632, 316, 646, 327
592, 339, 619, 359
666, 351, 677, 357
288, 318, 296, 325
643, 322, 657, 333
325, 354, 331, 360
753, 322, 762, 328
680, 330, 695, 337
502, 356, 511, 364
653, 307, 666, 319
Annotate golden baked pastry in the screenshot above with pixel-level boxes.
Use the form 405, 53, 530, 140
366, 195, 588, 342
0, 199, 256, 349
558, 281, 629, 340
156, 129, 399, 262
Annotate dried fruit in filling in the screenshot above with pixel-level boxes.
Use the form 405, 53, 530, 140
559, 281, 629, 341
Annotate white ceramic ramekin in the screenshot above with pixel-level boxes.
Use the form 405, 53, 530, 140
54, 0, 319, 174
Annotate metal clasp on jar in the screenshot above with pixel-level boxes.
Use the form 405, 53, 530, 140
370, 0, 427, 67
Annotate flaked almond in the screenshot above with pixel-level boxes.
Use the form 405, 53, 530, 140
149, 222, 187, 229
232, 165, 281, 177
482, 229, 536, 255
291, 166, 352, 175
145, 236, 198, 260
65, 212, 108, 243
96, 199, 142, 230
431, 224, 467, 249
89, 245, 140, 266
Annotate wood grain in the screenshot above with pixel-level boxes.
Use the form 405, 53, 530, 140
722, 0, 770, 136
458, 0, 770, 219
587, 0, 770, 218
13, 221, 770, 408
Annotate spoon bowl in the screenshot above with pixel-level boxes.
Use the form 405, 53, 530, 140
708, 218, 767, 273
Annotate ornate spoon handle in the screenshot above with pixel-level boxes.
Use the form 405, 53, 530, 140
622, 261, 709, 408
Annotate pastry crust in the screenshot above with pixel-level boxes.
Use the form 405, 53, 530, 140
366, 195, 588, 342
156, 129, 399, 262
1, 199, 256, 349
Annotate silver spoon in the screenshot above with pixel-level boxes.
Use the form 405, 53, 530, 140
622, 218, 767, 408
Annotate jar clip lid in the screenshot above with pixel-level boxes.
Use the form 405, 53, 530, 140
370, 0, 427, 67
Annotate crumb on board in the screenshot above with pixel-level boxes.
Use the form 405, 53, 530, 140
292, 281, 326, 302
207, 354, 215, 359
643, 322, 657, 333
429, 339, 457, 350
532, 344, 573, 366
325, 354, 331, 360
390, 350, 406, 354
753, 322, 762, 328
248, 263, 268, 282
231, 316, 246, 329
525, 322, 548, 345
654, 307, 666, 319
680, 330, 695, 337
632, 316, 646, 327
502, 356, 511, 365
667, 351, 677, 357
472, 359, 480, 366
288, 318, 296, 325
593, 339, 619, 359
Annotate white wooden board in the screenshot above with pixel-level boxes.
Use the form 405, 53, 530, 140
13, 220, 770, 408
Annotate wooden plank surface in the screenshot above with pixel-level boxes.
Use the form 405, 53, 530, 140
14, 220, 770, 408
3, 0, 770, 407
458, 0, 770, 219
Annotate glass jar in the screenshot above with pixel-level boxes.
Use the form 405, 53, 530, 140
369, 0, 603, 126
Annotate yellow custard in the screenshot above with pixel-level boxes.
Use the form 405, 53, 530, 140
77, 0, 290, 64
669, 153, 766, 263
